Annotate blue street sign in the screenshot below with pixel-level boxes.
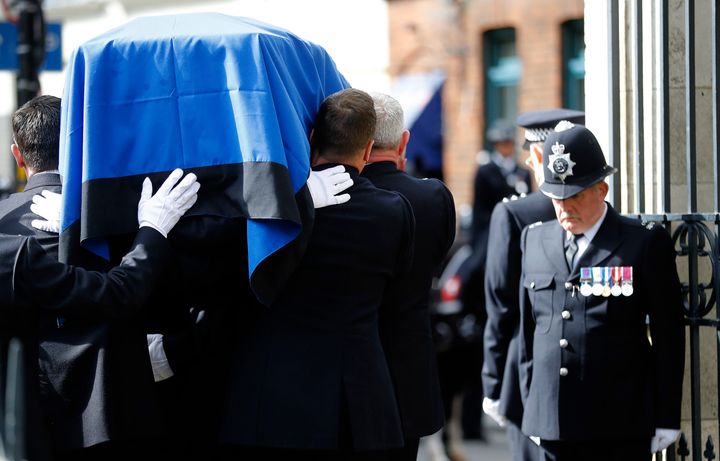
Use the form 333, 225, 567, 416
0, 21, 63, 71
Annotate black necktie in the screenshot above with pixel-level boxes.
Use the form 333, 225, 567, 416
565, 233, 582, 269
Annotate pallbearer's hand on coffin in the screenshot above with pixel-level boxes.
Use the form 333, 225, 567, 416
138, 169, 200, 237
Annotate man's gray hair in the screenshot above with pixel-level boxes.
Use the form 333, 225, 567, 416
371, 92, 405, 150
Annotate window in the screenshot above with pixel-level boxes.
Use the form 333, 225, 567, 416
562, 19, 585, 110
483, 28, 520, 150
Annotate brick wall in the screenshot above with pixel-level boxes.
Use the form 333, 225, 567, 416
387, 0, 584, 212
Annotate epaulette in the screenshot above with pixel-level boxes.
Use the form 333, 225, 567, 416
642, 221, 657, 230
503, 193, 527, 203
528, 221, 544, 229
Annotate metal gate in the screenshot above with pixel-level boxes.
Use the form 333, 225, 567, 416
610, 1, 720, 459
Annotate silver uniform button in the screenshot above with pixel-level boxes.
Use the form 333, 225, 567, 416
559, 339, 569, 348
564, 282, 573, 290
530, 282, 536, 289
560, 367, 569, 376
561, 310, 571, 320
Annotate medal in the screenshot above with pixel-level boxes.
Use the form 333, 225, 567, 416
591, 267, 604, 296
580, 267, 593, 297
610, 266, 622, 297
621, 266, 634, 296
602, 267, 612, 297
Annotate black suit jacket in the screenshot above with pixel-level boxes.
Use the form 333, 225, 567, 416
482, 192, 555, 426
0, 173, 60, 460
0, 173, 62, 256
0, 174, 167, 453
518, 205, 685, 440
10, 228, 169, 319
361, 161, 455, 438
218, 164, 415, 451
0, 228, 169, 458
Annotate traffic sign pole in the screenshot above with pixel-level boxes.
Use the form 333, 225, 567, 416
15, 0, 44, 108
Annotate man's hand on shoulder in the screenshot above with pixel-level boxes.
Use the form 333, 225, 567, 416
31, 190, 62, 233
308, 166, 353, 208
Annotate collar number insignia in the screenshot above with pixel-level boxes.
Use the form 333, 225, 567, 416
547, 141, 576, 182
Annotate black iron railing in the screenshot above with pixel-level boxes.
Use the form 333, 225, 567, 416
617, 0, 720, 458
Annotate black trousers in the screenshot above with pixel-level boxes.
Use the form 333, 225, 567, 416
539, 438, 651, 461
507, 423, 542, 461
385, 436, 420, 461
55, 438, 175, 461
213, 445, 392, 461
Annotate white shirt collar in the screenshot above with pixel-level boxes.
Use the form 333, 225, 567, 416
491, 152, 517, 174
564, 203, 607, 265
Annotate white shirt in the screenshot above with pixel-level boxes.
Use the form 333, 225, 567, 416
565, 202, 608, 263
491, 152, 518, 175
32, 169, 60, 176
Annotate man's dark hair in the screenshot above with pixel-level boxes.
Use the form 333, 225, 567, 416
11, 95, 61, 172
312, 88, 376, 162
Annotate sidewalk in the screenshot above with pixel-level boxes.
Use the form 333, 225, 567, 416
418, 419, 512, 461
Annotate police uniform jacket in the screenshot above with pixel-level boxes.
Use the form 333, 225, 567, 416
218, 164, 414, 451
482, 191, 555, 427
518, 204, 685, 441
361, 161, 456, 438
471, 160, 530, 251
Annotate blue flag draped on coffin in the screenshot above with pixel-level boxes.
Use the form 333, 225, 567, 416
59, 13, 349, 304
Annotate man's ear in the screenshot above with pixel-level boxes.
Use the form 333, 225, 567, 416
396, 130, 410, 171
398, 130, 410, 157
597, 181, 610, 198
530, 143, 543, 166
362, 138, 374, 163
10, 144, 25, 169
309, 129, 318, 165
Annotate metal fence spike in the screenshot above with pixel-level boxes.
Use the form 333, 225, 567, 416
678, 433, 690, 459
705, 436, 716, 460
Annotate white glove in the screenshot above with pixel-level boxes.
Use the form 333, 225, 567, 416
307, 165, 353, 208
147, 334, 174, 382
138, 169, 200, 237
482, 397, 507, 428
651, 428, 681, 453
30, 190, 62, 233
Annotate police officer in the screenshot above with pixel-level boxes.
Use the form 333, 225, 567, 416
518, 123, 685, 460
462, 119, 532, 440
470, 118, 531, 250
481, 109, 584, 461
